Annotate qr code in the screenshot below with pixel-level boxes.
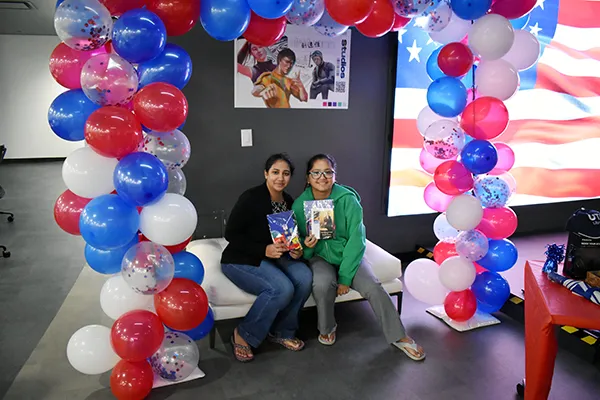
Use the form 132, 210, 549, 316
335, 81, 346, 93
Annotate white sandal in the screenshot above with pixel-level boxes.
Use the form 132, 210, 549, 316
318, 325, 337, 346
393, 338, 426, 361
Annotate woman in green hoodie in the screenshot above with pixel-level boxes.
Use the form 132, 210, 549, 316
292, 154, 425, 361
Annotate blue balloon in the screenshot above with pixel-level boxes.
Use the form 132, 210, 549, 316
471, 271, 510, 310
450, 0, 493, 21
173, 251, 205, 285
473, 176, 510, 207
85, 235, 139, 275
248, 0, 294, 19
174, 308, 214, 340
478, 239, 519, 272
427, 77, 467, 117
112, 9, 167, 64
200, 0, 251, 42
114, 152, 168, 207
80, 194, 140, 250
48, 89, 101, 141
510, 13, 531, 30
137, 44, 193, 90
460, 140, 498, 175
426, 47, 445, 81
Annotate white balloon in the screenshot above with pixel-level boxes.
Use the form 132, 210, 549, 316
66, 325, 119, 375
424, 119, 463, 141
475, 59, 520, 101
167, 168, 187, 195
469, 14, 515, 60
446, 194, 483, 231
502, 29, 540, 71
62, 147, 117, 199
140, 193, 197, 245
417, 106, 457, 135
429, 12, 472, 45
439, 256, 476, 291
404, 258, 449, 305
100, 275, 154, 320
433, 213, 461, 241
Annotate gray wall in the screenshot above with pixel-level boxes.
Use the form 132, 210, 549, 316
171, 27, 600, 254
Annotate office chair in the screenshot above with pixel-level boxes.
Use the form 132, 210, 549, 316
1, 144, 13, 258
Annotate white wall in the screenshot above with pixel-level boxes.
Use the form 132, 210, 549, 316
0, 34, 83, 159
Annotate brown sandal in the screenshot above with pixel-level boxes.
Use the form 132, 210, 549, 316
231, 331, 254, 362
268, 335, 305, 351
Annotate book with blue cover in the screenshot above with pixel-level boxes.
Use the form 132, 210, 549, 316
267, 210, 302, 251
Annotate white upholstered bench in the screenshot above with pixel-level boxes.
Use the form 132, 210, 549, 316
186, 238, 404, 347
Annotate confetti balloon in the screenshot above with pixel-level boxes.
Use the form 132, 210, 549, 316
424, 127, 466, 160
391, 0, 429, 17
433, 213, 461, 241
121, 242, 175, 295
313, 9, 349, 37
49, 42, 108, 89
424, 119, 463, 141
473, 175, 511, 208
455, 229, 489, 261
139, 130, 192, 170
415, 0, 452, 32
286, 0, 325, 26
150, 331, 200, 382
54, 0, 113, 51
80, 53, 139, 106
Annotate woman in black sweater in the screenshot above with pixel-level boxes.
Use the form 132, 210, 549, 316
221, 154, 312, 362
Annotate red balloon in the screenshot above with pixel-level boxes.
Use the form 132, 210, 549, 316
110, 360, 154, 400
434, 160, 474, 196
444, 290, 477, 322
100, 0, 147, 16
54, 190, 92, 235
460, 96, 509, 140
146, 0, 201, 36
139, 233, 192, 254
476, 206, 518, 240
391, 13, 411, 32
49, 43, 108, 89
243, 12, 287, 47
325, 0, 374, 25
111, 310, 164, 362
133, 83, 188, 132
85, 106, 143, 158
438, 42, 474, 77
490, 0, 536, 20
356, 0, 395, 38
433, 239, 458, 264
154, 278, 209, 331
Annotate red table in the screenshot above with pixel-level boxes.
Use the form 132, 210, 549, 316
524, 260, 600, 399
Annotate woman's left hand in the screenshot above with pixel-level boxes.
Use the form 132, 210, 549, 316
337, 284, 350, 296
290, 248, 303, 259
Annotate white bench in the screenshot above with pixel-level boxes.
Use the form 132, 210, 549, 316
186, 238, 404, 347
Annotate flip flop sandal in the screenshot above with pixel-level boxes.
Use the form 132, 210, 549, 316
318, 325, 337, 346
268, 335, 305, 351
393, 340, 426, 361
231, 335, 254, 362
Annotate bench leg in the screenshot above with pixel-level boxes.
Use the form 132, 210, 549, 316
395, 292, 403, 316
209, 326, 216, 349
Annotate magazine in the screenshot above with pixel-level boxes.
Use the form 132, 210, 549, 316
267, 210, 302, 251
303, 200, 335, 240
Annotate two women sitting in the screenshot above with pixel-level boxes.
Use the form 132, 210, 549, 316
220, 153, 425, 363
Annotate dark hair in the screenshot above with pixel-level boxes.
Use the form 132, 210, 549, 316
305, 154, 337, 188
277, 48, 296, 64
265, 153, 295, 175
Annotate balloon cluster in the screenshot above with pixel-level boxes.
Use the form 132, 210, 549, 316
404, 0, 540, 323
49, 1, 214, 398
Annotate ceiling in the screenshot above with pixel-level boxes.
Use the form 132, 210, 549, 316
0, 1, 57, 35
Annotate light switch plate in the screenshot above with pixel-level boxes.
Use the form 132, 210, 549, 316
241, 129, 253, 147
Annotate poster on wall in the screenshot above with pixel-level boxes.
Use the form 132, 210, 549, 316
234, 25, 351, 110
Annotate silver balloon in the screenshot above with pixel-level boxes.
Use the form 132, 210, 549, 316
150, 331, 199, 382
139, 130, 191, 170
167, 168, 187, 195
121, 242, 174, 295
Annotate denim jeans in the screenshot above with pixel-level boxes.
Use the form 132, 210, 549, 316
221, 256, 313, 348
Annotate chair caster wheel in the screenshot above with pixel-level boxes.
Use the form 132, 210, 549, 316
2, 251, 9, 258
7, 216, 14, 222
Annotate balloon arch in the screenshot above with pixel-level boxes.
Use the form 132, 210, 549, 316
48, 0, 538, 397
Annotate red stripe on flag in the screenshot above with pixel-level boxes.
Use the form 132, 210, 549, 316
548, 41, 600, 61
558, 0, 600, 28
535, 63, 600, 97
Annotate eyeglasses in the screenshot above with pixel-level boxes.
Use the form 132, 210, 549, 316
309, 170, 335, 179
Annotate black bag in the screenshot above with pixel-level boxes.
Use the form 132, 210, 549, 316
564, 208, 600, 279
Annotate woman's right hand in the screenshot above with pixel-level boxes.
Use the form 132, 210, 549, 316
304, 235, 318, 249
266, 243, 287, 259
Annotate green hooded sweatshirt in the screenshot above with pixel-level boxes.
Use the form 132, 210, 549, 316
292, 183, 366, 286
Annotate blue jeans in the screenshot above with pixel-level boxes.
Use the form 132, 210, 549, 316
222, 256, 313, 348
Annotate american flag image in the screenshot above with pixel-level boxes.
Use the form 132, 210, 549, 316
388, 0, 600, 216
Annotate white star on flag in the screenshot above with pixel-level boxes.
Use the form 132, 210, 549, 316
407, 40, 422, 63
397, 29, 407, 44
535, 0, 545, 10
529, 22, 542, 36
